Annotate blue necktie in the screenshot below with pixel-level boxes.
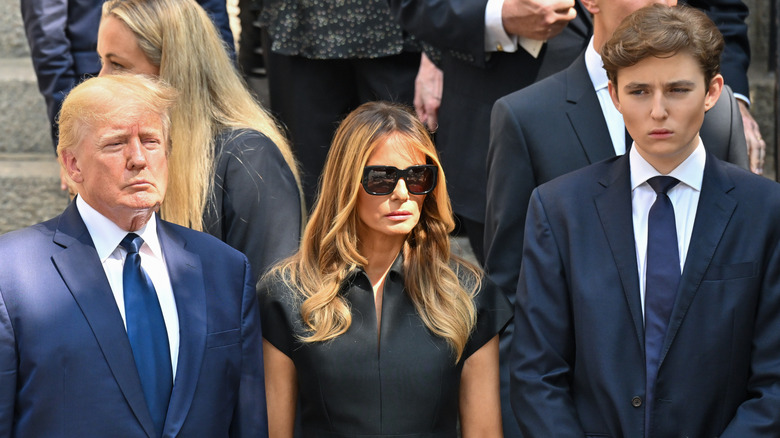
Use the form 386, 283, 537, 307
644, 176, 680, 437
120, 233, 172, 438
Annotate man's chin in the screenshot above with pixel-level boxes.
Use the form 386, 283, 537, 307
121, 194, 163, 212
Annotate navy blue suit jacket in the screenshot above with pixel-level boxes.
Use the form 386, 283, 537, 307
0, 201, 267, 437
21, 0, 234, 148
511, 153, 780, 436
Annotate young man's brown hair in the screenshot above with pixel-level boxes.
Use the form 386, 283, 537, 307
601, 4, 724, 87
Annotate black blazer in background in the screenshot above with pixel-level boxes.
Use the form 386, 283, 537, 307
484, 53, 748, 304
387, 0, 592, 222
511, 153, 780, 436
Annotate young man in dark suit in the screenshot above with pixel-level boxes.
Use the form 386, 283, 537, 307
510, 5, 780, 436
0, 74, 267, 437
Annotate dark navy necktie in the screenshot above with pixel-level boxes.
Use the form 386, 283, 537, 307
644, 176, 680, 437
120, 233, 172, 438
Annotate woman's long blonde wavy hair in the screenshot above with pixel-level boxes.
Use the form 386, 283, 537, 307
269, 101, 480, 361
102, 0, 303, 230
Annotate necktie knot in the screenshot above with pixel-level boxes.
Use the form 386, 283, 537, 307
120, 233, 144, 255
647, 176, 679, 195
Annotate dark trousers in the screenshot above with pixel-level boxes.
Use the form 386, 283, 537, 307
265, 47, 419, 209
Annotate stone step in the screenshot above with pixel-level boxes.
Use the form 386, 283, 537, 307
0, 153, 69, 234
0, 57, 52, 154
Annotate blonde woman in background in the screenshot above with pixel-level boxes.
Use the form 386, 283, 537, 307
97, 0, 304, 280
258, 101, 510, 438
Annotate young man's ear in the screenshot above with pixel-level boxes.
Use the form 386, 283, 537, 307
608, 81, 621, 114
704, 73, 724, 112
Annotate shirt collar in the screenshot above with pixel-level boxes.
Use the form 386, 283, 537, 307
630, 139, 706, 192
76, 195, 162, 261
585, 37, 609, 92
349, 251, 405, 286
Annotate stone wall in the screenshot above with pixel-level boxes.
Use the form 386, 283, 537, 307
0, 0, 68, 235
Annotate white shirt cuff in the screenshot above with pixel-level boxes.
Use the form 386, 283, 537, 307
484, 0, 545, 57
733, 92, 750, 107
485, 0, 518, 52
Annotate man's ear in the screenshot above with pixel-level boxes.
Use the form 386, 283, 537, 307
704, 73, 724, 112
608, 81, 622, 114
61, 149, 84, 184
581, 0, 599, 15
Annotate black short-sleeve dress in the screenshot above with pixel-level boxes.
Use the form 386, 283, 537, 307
259, 254, 512, 437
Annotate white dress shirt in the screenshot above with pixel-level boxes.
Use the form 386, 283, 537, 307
484, 0, 544, 57
630, 142, 705, 319
585, 37, 627, 155
77, 196, 180, 376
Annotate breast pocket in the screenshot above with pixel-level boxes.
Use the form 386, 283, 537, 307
702, 262, 756, 282
206, 328, 241, 349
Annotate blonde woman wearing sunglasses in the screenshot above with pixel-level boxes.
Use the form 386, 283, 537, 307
258, 101, 511, 438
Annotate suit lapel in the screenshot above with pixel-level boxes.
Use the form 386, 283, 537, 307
660, 156, 737, 364
52, 202, 156, 438
594, 156, 645, 348
157, 220, 207, 437
565, 55, 616, 164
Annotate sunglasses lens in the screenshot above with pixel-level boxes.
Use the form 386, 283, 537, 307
405, 166, 435, 194
364, 167, 398, 195
362, 165, 437, 195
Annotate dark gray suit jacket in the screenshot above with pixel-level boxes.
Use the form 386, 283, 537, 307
511, 153, 780, 436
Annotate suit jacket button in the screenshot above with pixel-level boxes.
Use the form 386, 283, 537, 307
631, 396, 642, 407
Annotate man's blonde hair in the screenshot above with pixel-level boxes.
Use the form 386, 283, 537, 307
57, 74, 177, 170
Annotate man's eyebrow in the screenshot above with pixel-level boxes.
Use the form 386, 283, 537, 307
666, 80, 697, 87
96, 129, 128, 144
622, 82, 648, 90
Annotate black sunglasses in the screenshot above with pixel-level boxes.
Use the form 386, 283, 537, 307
361, 165, 438, 195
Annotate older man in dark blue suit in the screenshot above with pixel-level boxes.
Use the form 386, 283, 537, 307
0, 74, 267, 437
511, 5, 780, 436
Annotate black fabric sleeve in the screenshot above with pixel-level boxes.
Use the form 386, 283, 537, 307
256, 273, 301, 358
462, 271, 513, 360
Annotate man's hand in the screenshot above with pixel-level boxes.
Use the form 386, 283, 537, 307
502, 0, 577, 41
738, 100, 766, 175
414, 52, 444, 132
